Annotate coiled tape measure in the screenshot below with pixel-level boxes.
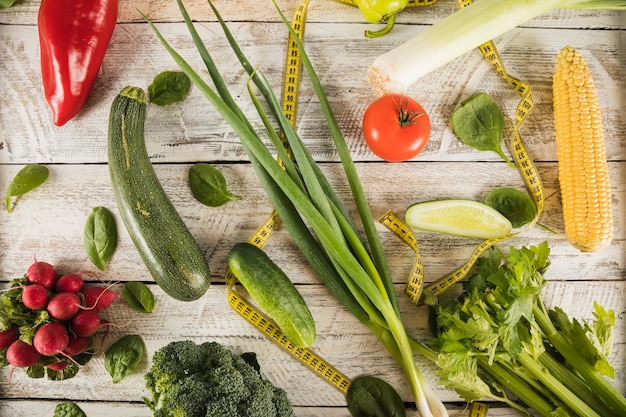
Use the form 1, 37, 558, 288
226, 0, 542, 415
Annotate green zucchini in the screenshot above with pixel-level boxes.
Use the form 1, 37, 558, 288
107, 86, 210, 301
227, 242, 316, 348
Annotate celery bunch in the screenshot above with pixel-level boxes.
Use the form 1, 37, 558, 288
432, 242, 625, 417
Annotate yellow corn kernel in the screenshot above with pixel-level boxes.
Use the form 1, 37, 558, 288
553, 45, 613, 252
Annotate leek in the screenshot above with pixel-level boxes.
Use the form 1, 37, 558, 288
368, 0, 626, 96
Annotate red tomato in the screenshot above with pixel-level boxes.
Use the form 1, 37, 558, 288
362, 93, 431, 162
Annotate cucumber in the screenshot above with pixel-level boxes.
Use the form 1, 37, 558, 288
227, 242, 316, 348
107, 86, 210, 301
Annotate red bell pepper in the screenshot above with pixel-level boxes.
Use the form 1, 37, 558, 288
38, 0, 118, 126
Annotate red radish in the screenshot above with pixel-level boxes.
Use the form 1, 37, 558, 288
33, 322, 69, 356
47, 361, 69, 371
47, 292, 81, 320
56, 273, 84, 293
71, 309, 101, 337
6, 340, 41, 367
25, 261, 57, 290
64, 334, 90, 356
21, 284, 49, 310
82, 286, 118, 311
0, 326, 19, 349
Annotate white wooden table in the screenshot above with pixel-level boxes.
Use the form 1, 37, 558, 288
0, 1, 624, 416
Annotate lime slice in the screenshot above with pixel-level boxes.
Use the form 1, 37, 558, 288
405, 199, 513, 239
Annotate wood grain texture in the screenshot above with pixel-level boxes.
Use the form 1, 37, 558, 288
1, 0, 624, 415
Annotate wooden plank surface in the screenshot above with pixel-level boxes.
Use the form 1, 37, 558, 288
0, 0, 624, 416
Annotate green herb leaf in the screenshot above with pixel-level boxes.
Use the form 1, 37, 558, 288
104, 334, 145, 383
0, 0, 19, 8
346, 375, 406, 417
148, 71, 191, 105
485, 187, 536, 228
122, 282, 155, 314
451, 92, 514, 167
188, 163, 241, 207
84, 206, 118, 271
53, 402, 86, 417
5, 164, 49, 213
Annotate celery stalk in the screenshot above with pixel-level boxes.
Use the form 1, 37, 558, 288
368, 0, 626, 96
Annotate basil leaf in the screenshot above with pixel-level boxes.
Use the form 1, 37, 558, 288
451, 92, 513, 167
122, 282, 155, 314
53, 402, 86, 417
5, 164, 49, 213
485, 187, 536, 228
347, 375, 406, 417
189, 163, 241, 207
148, 71, 191, 105
84, 206, 118, 270
104, 334, 145, 383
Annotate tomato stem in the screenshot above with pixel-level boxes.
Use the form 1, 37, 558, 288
395, 95, 426, 127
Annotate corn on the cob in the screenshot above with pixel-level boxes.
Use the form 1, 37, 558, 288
553, 45, 613, 252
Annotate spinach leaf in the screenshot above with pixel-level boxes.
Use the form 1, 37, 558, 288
485, 187, 536, 228
346, 375, 406, 417
148, 71, 191, 105
451, 92, 514, 167
122, 281, 155, 314
5, 164, 49, 213
189, 163, 241, 207
104, 334, 145, 383
53, 402, 86, 417
84, 206, 118, 271
0, 0, 19, 8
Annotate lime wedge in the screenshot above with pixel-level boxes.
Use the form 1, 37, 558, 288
404, 199, 513, 239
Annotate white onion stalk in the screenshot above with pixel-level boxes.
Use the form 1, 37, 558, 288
368, 0, 626, 96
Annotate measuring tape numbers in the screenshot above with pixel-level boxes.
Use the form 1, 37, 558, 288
225, 0, 352, 395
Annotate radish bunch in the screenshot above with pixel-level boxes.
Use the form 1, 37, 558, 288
0, 259, 120, 380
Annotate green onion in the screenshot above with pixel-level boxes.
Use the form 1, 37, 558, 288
144, 1, 448, 415
368, 0, 626, 96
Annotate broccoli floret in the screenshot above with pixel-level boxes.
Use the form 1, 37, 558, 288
144, 340, 295, 417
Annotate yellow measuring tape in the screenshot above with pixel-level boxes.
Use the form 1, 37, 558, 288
225, 0, 352, 395
381, 0, 544, 308
335, 0, 438, 7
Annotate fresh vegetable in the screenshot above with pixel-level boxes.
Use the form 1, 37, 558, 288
148, 71, 191, 105
84, 206, 118, 271
367, 0, 626, 96
145, 1, 447, 415
21, 284, 50, 310
362, 93, 430, 162
228, 242, 316, 348
432, 242, 626, 417
553, 45, 613, 252
451, 92, 514, 167
485, 187, 536, 228
104, 334, 145, 383
405, 199, 513, 238
47, 292, 81, 321
347, 375, 407, 417
189, 163, 242, 207
56, 273, 85, 293
5, 164, 49, 213
33, 322, 69, 356
53, 402, 87, 417
144, 340, 295, 417
82, 285, 120, 311
122, 282, 156, 314
71, 310, 101, 337
353, 0, 407, 37
0, 0, 18, 8
0, 260, 124, 379
38, 0, 118, 125
107, 86, 211, 301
